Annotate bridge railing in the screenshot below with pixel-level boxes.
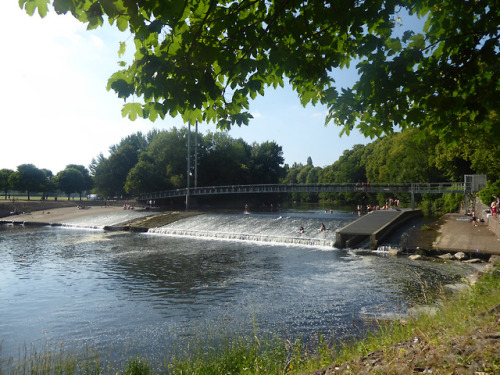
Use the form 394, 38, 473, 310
137, 182, 465, 201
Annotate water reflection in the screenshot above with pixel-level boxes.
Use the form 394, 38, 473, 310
0, 214, 480, 368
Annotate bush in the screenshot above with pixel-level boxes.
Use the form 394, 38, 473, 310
479, 180, 500, 206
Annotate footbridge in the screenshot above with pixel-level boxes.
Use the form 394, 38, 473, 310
139, 182, 466, 201
137, 175, 486, 209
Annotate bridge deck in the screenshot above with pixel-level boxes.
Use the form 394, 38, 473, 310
138, 182, 467, 201
335, 209, 422, 249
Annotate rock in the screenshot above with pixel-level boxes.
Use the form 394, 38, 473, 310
483, 263, 497, 272
388, 248, 401, 256
489, 255, 500, 264
463, 258, 482, 264
409, 254, 423, 261
444, 283, 469, 293
414, 248, 428, 256
454, 252, 467, 260
466, 273, 482, 285
438, 253, 454, 260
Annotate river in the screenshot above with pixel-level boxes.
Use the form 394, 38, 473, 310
0, 208, 478, 368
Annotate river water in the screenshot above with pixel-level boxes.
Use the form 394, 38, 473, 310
0, 208, 478, 367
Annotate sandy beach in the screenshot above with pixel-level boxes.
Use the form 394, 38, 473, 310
2, 205, 129, 224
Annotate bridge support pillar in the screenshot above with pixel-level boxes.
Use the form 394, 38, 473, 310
410, 186, 415, 210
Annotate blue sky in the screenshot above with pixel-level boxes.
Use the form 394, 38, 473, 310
1, 1, 415, 174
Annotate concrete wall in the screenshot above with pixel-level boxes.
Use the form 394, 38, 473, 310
476, 196, 500, 239
488, 215, 500, 238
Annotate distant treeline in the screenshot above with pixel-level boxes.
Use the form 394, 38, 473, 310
284, 128, 499, 214
1, 127, 498, 213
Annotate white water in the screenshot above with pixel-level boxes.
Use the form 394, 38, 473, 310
148, 212, 349, 248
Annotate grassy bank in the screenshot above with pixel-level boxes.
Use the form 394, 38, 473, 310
2, 263, 499, 375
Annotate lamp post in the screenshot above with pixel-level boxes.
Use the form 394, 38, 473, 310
186, 121, 191, 211
195, 121, 198, 188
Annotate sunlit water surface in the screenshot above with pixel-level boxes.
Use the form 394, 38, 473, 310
0, 210, 479, 367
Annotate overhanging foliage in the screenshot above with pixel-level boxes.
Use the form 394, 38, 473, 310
21, 0, 500, 141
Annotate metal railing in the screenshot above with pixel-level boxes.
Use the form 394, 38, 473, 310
137, 182, 467, 201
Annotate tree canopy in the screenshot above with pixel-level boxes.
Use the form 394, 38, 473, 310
91, 128, 285, 197
20, 0, 499, 140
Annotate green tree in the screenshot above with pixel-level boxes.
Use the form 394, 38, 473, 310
433, 133, 500, 182
331, 145, 367, 183
0, 169, 14, 199
40, 168, 55, 200
10, 164, 46, 200
125, 156, 165, 195
55, 167, 86, 200
109, 132, 150, 154
65, 164, 93, 196
21, 0, 499, 141
197, 133, 252, 186
250, 141, 285, 184
145, 128, 189, 189
93, 145, 139, 197
479, 180, 500, 206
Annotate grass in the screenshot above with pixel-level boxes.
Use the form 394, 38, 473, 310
2, 267, 499, 375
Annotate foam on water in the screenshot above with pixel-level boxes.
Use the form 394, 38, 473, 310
148, 212, 349, 248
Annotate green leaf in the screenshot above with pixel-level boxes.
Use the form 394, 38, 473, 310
409, 34, 425, 49
122, 103, 143, 121
118, 41, 126, 57
116, 17, 129, 32
386, 38, 402, 53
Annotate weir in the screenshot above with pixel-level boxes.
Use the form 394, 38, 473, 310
335, 209, 423, 250
148, 227, 336, 247
146, 212, 342, 248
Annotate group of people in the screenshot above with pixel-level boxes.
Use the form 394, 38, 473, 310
122, 204, 135, 210
356, 199, 400, 216
298, 223, 326, 234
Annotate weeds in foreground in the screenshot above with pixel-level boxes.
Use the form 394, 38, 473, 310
1, 269, 499, 374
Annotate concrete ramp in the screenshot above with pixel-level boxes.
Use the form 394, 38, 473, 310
335, 210, 422, 250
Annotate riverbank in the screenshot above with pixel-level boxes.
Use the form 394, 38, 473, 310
415, 212, 500, 256
305, 259, 500, 375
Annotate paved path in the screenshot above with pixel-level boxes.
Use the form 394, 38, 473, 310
433, 213, 500, 254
